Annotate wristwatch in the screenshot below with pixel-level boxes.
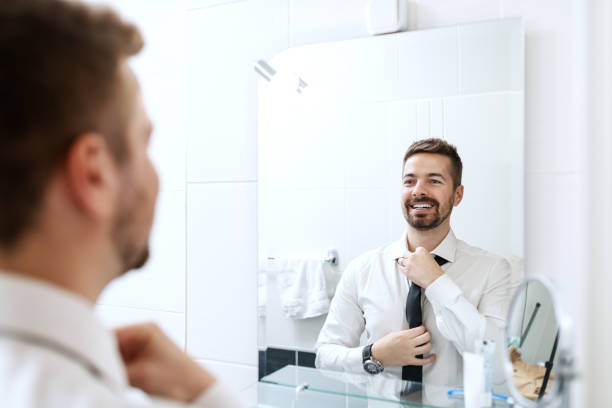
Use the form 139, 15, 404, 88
362, 344, 384, 375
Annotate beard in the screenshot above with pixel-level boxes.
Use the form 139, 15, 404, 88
111, 208, 151, 274
111, 187, 153, 275
403, 196, 454, 230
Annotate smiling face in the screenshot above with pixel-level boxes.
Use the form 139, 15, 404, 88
401, 153, 463, 231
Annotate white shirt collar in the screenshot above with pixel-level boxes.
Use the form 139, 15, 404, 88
387, 228, 457, 263
0, 271, 127, 390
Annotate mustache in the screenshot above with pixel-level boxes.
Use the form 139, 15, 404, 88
405, 197, 440, 208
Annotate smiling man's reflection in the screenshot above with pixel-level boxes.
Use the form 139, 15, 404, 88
315, 138, 513, 388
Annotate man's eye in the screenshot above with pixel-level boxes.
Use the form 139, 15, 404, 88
431, 179, 442, 184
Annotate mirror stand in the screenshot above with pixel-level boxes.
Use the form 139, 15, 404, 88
505, 277, 576, 408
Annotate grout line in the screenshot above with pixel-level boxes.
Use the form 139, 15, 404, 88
184, 184, 189, 352
187, 180, 257, 185
525, 170, 580, 176
429, 100, 433, 137
184, 0, 246, 12
369, 90, 524, 106
456, 25, 462, 95
96, 303, 185, 315
442, 98, 447, 139
288, 0, 293, 47
196, 358, 258, 367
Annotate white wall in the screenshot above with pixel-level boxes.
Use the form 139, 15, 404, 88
89, 0, 595, 405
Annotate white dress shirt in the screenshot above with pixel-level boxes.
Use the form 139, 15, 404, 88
315, 230, 512, 387
0, 271, 243, 408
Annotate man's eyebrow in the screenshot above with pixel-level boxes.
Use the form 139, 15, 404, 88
402, 173, 447, 179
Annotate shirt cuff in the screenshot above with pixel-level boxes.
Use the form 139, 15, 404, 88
192, 381, 244, 408
425, 274, 462, 308
347, 346, 364, 372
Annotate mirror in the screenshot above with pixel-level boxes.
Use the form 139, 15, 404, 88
504, 277, 573, 407
257, 17, 524, 380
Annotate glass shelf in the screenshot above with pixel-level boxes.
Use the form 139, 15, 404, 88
257, 365, 510, 407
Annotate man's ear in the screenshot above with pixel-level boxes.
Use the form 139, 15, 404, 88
63, 133, 118, 220
453, 185, 464, 207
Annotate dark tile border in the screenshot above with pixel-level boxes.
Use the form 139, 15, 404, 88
259, 347, 317, 379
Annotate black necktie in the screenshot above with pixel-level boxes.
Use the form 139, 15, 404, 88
401, 254, 448, 383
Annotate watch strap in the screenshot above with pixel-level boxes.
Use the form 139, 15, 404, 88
363, 344, 373, 362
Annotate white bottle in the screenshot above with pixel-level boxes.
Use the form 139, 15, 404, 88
463, 350, 484, 408
479, 340, 496, 407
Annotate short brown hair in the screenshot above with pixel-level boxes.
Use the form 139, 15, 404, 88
403, 138, 463, 188
0, 0, 143, 248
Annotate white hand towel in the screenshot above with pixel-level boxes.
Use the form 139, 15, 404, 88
276, 258, 335, 319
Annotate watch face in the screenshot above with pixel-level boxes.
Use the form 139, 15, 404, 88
364, 361, 382, 374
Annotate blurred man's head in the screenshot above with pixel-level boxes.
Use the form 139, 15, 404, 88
0, 0, 158, 276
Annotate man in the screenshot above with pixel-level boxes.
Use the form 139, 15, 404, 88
315, 138, 512, 387
0, 1, 241, 406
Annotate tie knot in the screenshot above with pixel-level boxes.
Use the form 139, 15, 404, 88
434, 255, 448, 266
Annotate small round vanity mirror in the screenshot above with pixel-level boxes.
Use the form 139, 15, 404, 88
504, 276, 572, 407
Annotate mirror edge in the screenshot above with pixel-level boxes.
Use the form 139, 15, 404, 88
503, 275, 573, 407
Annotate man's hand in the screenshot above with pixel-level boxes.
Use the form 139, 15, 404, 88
398, 247, 443, 288
370, 326, 436, 367
115, 323, 216, 403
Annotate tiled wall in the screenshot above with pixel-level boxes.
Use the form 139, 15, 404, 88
90, 0, 586, 405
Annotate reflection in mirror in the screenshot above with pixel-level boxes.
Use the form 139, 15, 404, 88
506, 280, 559, 402
257, 17, 524, 389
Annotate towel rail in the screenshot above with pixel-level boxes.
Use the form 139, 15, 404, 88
265, 248, 339, 267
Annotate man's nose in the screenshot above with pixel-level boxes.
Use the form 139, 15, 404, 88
412, 180, 427, 196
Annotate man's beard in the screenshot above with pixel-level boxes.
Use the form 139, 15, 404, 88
111, 199, 151, 274
403, 196, 454, 230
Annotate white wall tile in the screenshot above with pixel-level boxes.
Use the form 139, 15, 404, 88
197, 359, 257, 393
416, 101, 431, 139
240, 382, 258, 407
344, 189, 391, 264
258, 187, 345, 262
387, 100, 418, 171
397, 27, 459, 99
502, 1, 579, 174
260, 104, 346, 189
185, 0, 288, 182
145, 77, 186, 192
459, 18, 524, 94
289, 0, 370, 46
95, 305, 185, 349
186, 183, 258, 364
524, 172, 580, 288
91, 0, 187, 192
413, 0, 500, 30
181, 0, 244, 10
387, 101, 418, 239
343, 103, 389, 189
98, 191, 186, 313
430, 99, 445, 139
501, 0, 572, 31
444, 93, 524, 258
258, 97, 344, 189
273, 35, 397, 104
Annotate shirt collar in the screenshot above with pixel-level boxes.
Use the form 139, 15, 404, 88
387, 229, 457, 263
0, 271, 127, 391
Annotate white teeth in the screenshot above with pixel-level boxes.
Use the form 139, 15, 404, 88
413, 204, 432, 209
